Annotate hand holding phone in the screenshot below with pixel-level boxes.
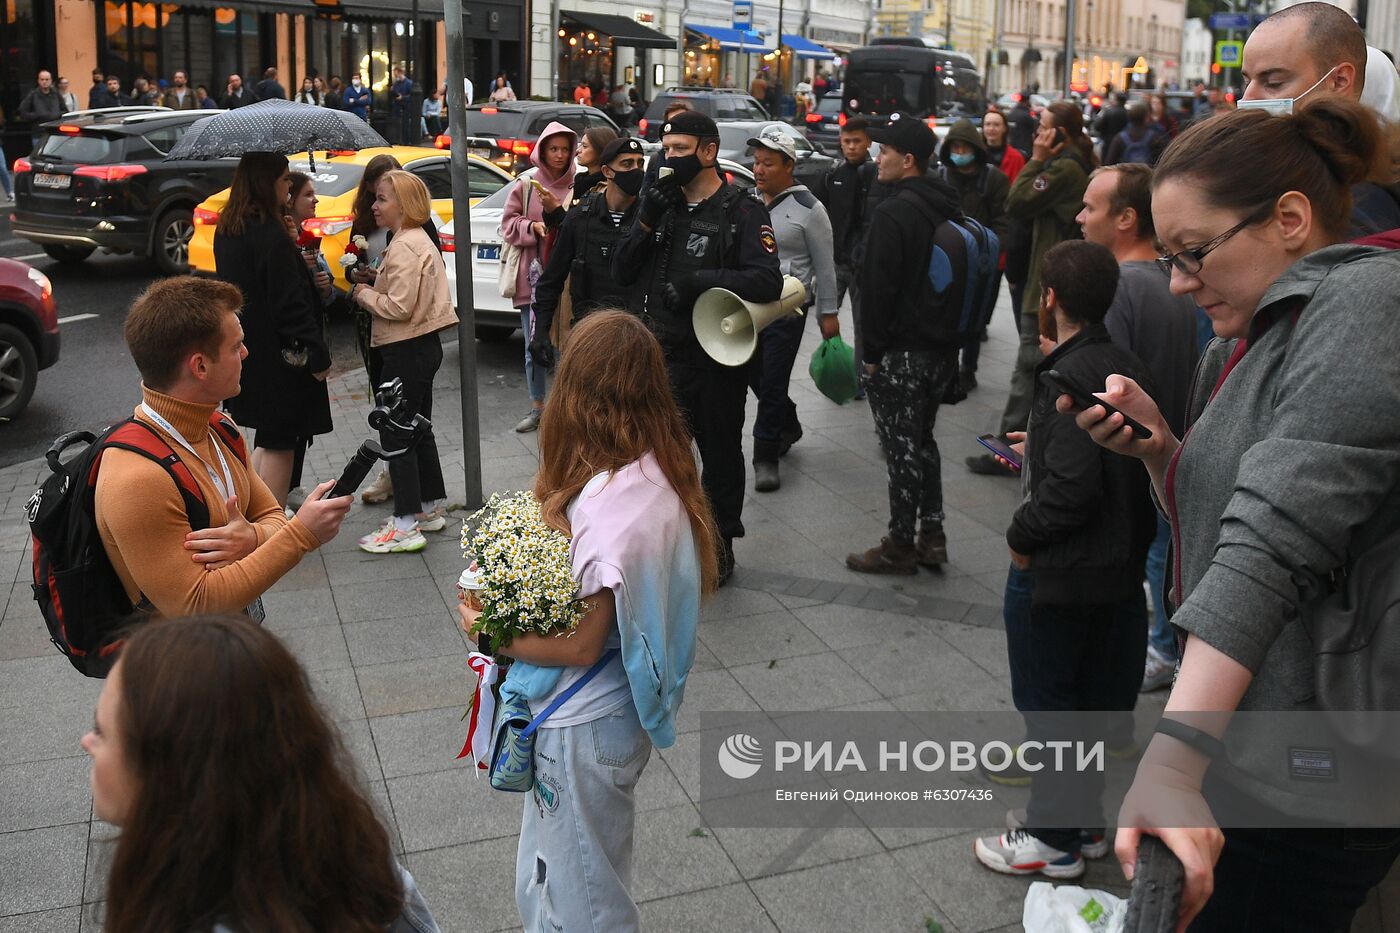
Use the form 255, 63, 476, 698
1039, 369, 1153, 439
978, 433, 1023, 472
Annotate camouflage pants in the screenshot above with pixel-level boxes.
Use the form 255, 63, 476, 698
863, 349, 958, 543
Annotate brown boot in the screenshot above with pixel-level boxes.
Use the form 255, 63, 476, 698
917, 526, 948, 568
846, 537, 918, 575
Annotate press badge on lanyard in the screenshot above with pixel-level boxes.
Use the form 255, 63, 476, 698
140, 404, 267, 624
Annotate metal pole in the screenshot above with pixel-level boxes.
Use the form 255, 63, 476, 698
1063, 0, 1076, 99
443, 0, 483, 510
551, 0, 561, 99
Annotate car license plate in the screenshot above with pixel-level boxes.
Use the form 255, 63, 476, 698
469, 147, 492, 161
34, 173, 71, 189
476, 244, 501, 261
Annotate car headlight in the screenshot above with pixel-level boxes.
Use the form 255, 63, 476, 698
26, 266, 52, 300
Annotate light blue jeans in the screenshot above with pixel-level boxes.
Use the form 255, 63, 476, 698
0, 149, 11, 198
1146, 514, 1176, 661
516, 702, 651, 933
520, 305, 547, 403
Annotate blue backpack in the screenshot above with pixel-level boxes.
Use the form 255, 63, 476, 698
1115, 126, 1162, 165
901, 187, 1002, 341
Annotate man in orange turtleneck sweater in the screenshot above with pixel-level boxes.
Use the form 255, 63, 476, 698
96, 277, 352, 617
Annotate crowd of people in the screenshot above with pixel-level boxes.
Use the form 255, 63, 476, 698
45, 0, 1400, 929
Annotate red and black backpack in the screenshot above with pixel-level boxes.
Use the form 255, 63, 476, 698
25, 413, 247, 677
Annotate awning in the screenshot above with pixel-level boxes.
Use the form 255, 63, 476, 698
562, 10, 676, 49
781, 34, 835, 60
1022, 47, 1042, 64
686, 24, 776, 54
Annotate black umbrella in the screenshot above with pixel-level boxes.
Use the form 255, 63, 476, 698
164, 99, 389, 168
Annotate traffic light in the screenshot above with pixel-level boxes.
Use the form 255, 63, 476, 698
1211, 62, 1222, 75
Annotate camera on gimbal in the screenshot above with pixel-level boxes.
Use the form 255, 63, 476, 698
326, 379, 433, 499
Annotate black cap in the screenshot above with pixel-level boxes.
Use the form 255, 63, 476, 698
660, 110, 720, 139
867, 112, 935, 162
599, 135, 645, 166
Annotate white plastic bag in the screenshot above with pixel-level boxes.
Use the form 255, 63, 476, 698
1023, 881, 1127, 933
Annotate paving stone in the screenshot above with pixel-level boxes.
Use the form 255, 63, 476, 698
632, 803, 742, 902
0, 757, 90, 834
892, 833, 1036, 933
697, 609, 830, 668
672, 668, 761, 736
321, 548, 432, 588
729, 652, 881, 712
308, 665, 366, 722
264, 553, 329, 593
0, 907, 81, 933
708, 823, 885, 880
356, 654, 471, 718
332, 576, 451, 624
342, 613, 465, 667
272, 623, 352, 673
0, 612, 58, 662
0, 702, 92, 766
404, 837, 521, 933
259, 586, 341, 630
749, 852, 954, 933
0, 824, 87, 914
370, 706, 473, 780
638, 882, 777, 932
388, 767, 522, 853
0, 657, 100, 713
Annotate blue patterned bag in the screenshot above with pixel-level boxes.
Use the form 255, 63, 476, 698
488, 649, 619, 793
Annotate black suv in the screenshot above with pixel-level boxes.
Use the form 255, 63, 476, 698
638, 87, 771, 141
12, 107, 237, 275
434, 102, 621, 175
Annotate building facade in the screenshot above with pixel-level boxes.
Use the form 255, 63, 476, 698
1179, 15, 1210, 87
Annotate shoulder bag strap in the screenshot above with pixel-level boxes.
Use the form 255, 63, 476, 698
519, 648, 620, 739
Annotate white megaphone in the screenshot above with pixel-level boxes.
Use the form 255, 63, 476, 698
693, 275, 808, 367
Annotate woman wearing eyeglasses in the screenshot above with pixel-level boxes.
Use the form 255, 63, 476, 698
1064, 99, 1400, 931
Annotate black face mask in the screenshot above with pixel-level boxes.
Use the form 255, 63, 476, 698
611, 168, 644, 197
663, 153, 705, 187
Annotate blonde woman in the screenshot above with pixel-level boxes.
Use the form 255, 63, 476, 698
349, 171, 458, 554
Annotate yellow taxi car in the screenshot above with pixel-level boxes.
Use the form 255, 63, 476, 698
188, 146, 511, 288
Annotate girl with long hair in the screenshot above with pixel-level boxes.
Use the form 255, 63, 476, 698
287, 171, 337, 309
349, 171, 457, 554
459, 310, 716, 931
572, 125, 619, 202
215, 152, 331, 507
82, 615, 440, 932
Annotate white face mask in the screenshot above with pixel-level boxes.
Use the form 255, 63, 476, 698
1238, 64, 1338, 115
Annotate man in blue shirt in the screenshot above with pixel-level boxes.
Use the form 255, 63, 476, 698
343, 73, 371, 121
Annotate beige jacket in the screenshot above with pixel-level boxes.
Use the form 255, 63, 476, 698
361, 225, 458, 347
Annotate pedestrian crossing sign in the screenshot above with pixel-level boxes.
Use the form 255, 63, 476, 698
1214, 41, 1242, 68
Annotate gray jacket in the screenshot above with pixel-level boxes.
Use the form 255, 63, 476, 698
1170, 244, 1400, 818
760, 184, 838, 315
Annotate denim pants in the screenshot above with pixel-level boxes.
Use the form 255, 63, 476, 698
747, 313, 805, 463
1145, 514, 1176, 660
377, 332, 447, 518
836, 262, 863, 368
0, 151, 11, 198
516, 703, 652, 933
1003, 565, 1145, 852
520, 305, 547, 403
864, 349, 957, 542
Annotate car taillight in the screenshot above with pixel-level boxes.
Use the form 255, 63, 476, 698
75, 164, 148, 181
805, 113, 822, 124
301, 214, 354, 237
639, 118, 648, 135
57, 124, 82, 135
925, 117, 937, 130
194, 206, 220, 225
837, 112, 847, 127
498, 138, 534, 156
13, 157, 31, 174
440, 232, 455, 252
434, 134, 451, 149
481, 106, 498, 114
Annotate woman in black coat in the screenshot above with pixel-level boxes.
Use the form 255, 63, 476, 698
214, 151, 332, 506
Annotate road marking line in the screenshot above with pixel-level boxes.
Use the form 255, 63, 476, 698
57, 313, 99, 324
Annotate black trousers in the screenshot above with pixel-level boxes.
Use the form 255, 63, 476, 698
377, 333, 447, 518
746, 313, 805, 463
667, 349, 747, 541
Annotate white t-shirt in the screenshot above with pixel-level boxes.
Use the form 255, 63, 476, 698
528, 471, 632, 728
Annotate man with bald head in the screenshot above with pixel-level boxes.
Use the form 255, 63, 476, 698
1240, 1, 1399, 234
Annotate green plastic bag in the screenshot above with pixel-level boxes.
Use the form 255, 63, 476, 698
809, 335, 858, 404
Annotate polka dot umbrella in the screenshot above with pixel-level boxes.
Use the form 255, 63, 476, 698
164, 98, 389, 170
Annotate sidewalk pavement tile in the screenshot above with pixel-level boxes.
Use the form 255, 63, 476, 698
273, 622, 352, 673
638, 882, 778, 932
728, 651, 881, 712
697, 609, 831, 668
264, 552, 329, 593
404, 837, 521, 932
308, 666, 367, 722
0, 824, 87, 915
0, 613, 54, 663
388, 768, 523, 853
259, 586, 341, 630
708, 824, 885, 880
0, 757, 90, 834
893, 832, 1043, 933
631, 803, 742, 901
0, 702, 92, 766
634, 755, 692, 814
369, 706, 473, 780
336, 717, 385, 785
749, 851, 957, 933
356, 655, 470, 718
342, 613, 465, 667
322, 548, 433, 588
331, 576, 452, 624
0, 907, 81, 933
672, 669, 761, 736
0, 657, 100, 713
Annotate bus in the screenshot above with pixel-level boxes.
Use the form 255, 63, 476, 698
842, 44, 986, 131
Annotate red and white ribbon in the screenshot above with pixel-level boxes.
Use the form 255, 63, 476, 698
456, 652, 500, 770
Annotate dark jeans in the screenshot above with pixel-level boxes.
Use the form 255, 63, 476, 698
668, 350, 748, 541
958, 269, 1004, 374
1003, 565, 1146, 852
864, 349, 956, 542
1192, 773, 1400, 932
378, 332, 447, 518
747, 313, 805, 462
836, 262, 863, 370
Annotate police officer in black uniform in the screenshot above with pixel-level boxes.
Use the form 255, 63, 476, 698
530, 135, 648, 364
611, 111, 782, 583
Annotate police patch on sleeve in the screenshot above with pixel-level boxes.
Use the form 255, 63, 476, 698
759, 225, 777, 254
1032, 173, 1050, 192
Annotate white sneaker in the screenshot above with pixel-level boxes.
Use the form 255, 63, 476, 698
514, 409, 542, 433
973, 828, 1085, 879
1141, 646, 1176, 693
415, 508, 448, 532
361, 470, 393, 504
1005, 809, 1110, 859
358, 518, 427, 554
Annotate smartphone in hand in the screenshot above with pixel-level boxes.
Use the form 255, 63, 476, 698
977, 434, 1022, 471
1038, 369, 1153, 440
